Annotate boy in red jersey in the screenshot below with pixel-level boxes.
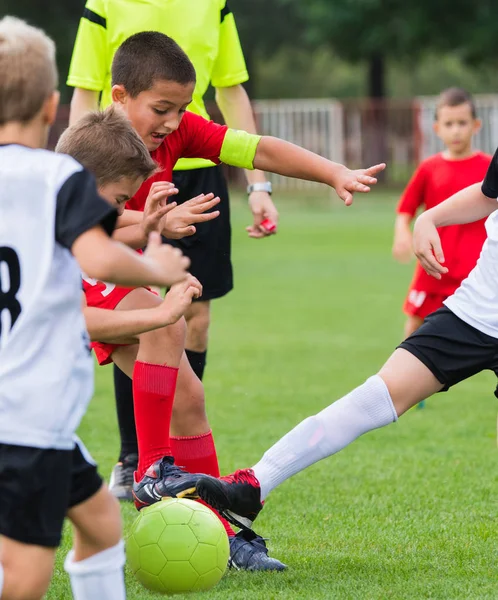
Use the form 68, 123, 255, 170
393, 88, 491, 339
83, 30, 384, 568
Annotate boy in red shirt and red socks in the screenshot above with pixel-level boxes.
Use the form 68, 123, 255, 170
393, 88, 491, 339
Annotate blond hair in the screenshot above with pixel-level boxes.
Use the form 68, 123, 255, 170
0, 17, 57, 125
56, 107, 157, 186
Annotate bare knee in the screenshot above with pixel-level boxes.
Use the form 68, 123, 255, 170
138, 317, 187, 365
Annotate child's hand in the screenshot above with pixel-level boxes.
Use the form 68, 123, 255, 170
159, 276, 203, 324
247, 192, 279, 238
392, 231, 413, 263
332, 163, 386, 206
143, 232, 191, 286
413, 214, 449, 279
142, 181, 179, 235
160, 193, 221, 239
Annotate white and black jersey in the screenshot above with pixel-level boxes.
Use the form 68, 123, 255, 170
0, 144, 116, 450
444, 148, 498, 338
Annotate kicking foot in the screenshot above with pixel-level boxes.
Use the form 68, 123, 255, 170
197, 468, 263, 529
132, 456, 200, 510
109, 453, 138, 502
229, 529, 287, 571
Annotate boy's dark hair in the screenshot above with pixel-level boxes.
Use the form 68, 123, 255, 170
435, 87, 477, 120
112, 31, 196, 97
56, 106, 157, 186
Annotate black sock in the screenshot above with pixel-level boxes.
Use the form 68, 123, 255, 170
113, 364, 138, 463
185, 349, 207, 381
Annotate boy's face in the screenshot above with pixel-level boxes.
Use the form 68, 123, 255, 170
98, 176, 144, 215
433, 103, 481, 156
112, 80, 194, 152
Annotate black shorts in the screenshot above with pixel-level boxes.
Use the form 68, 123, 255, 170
0, 438, 103, 547
167, 165, 232, 301
398, 307, 498, 392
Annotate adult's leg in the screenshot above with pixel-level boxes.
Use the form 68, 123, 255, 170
185, 300, 210, 381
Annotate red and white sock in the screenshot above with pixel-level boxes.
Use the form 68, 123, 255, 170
171, 431, 235, 538
133, 361, 178, 480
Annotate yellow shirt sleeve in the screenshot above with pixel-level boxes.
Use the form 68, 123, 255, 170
67, 0, 108, 91
211, 2, 249, 89
219, 129, 261, 169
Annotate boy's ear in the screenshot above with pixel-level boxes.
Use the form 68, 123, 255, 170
111, 84, 128, 105
432, 121, 440, 137
43, 91, 60, 126
473, 117, 482, 134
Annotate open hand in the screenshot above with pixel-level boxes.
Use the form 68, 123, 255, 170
413, 214, 448, 279
333, 163, 386, 206
247, 191, 279, 238
142, 181, 179, 235
160, 193, 221, 239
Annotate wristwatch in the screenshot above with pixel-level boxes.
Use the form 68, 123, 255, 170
247, 182, 272, 195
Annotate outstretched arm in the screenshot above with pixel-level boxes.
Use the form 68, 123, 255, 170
69, 88, 99, 126
252, 136, 385, 205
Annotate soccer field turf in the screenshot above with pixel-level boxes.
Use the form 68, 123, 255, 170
48, 190, 497, 599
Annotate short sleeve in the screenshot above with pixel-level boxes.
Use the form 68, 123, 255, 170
396, 164, 427, 217
177, 112, 228, 163
67, 0, 108, 91
210, 2, 249, 88
482, 147, 498, 199
55, 169, 117, 250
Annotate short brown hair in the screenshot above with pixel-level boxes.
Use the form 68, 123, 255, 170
435, 87, 477, 120
56, 107, 157, 186
0, 17, 57, 125
112, 31, 196, 97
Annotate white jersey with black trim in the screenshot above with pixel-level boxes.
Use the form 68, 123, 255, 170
0, 144, 116, 450
444, 147, 498, 338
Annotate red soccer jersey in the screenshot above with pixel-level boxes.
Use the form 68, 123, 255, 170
396, 151, 492, 295
126, 111, 228, 212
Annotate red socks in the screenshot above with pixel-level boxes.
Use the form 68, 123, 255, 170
133, 361, 178, 480
171, 431, 235, 537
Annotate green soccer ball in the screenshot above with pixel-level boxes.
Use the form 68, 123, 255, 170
126, 498, 229, 595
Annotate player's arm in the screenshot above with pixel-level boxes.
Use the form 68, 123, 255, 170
82, 276, 202, 342
413, 182, 497, 279
392, 166, 426, 263
251, 137, 385, 205
216, 84, 278, 237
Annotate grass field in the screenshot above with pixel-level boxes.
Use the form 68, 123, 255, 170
48, 190, 498, 599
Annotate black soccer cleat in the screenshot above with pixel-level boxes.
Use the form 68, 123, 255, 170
132, 456, 200, 510
196, 468, 264, 529
229, 529, 287, 571
109, 453, 138, 502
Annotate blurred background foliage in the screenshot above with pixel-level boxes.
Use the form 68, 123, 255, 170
2, 0, 498, 103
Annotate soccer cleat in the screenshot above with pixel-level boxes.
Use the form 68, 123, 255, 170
196, 468, 263, 529
109, 453, 138, 502
132, 456, 200, 510
228, 529, 287, 571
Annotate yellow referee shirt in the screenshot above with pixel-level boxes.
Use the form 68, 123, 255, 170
67, 0, 249, 170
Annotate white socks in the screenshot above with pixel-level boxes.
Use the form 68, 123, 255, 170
0, 562, 3, 598
64, 540, 126, 600
252, 375, 398, 500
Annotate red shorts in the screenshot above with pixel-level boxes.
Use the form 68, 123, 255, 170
403, 288, 448, 319
83, 278, 152, 366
